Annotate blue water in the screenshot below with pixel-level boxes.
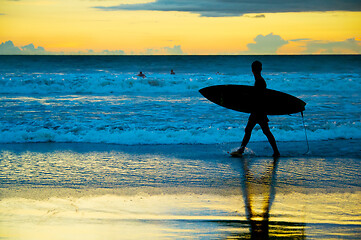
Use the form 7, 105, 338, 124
0, 55, 360, 145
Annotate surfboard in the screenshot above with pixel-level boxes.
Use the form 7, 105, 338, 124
199, 85, 306, 115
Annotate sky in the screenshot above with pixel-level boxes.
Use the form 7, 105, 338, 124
0, 0, 360, 55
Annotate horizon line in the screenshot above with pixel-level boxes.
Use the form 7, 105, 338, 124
0, 54, 360, 56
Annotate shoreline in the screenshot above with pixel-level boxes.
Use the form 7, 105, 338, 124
0, 138, 360, 158
1, 139, 360, 199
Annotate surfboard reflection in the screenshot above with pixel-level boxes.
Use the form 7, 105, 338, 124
237, 157, 305, 239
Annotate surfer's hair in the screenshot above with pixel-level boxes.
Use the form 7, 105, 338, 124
252, 61, 262, 73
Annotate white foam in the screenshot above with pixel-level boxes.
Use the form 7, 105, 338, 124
1, 121, 360, 145
1, 72, 360, 94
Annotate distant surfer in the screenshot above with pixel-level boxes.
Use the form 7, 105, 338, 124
231, 61, 280, 157
137, 71, 146, 78
171, 69, 175, 75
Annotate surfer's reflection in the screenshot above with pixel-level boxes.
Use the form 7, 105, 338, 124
240, 157, 278, 239
236, 157, 305, 239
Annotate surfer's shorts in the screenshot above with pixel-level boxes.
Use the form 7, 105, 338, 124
249, 112, 269, 124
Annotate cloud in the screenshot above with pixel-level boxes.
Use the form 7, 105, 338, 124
0, 40, 180, 55
162, 45, 183, 54
0, 41, 48, 54
302, 38, 361, 54
101, 49, 125, 55
22, 43, 46, 54
244, 33, 288, 54
289, 38, 312, 42
0, 40, 126, 55
143, 45, 184, 55
144, 48, 160, 55
244, 14, 266, 18
0, 41, 22, 54
94, 0, 361, 17
83, 49, 126, 55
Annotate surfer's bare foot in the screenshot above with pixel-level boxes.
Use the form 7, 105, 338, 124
230, 147, 245, 157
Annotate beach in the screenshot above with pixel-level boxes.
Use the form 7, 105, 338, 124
1, 140, 360, 239
0, 55, 360, 239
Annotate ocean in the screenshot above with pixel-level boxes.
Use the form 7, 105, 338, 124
0, 55, 360, 145
0, 55, 360, 239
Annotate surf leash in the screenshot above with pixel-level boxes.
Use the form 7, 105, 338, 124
301, 111, 310, 154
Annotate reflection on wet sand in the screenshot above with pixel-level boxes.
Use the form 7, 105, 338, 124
1, 144, 359, 239
236, 157, 305, 239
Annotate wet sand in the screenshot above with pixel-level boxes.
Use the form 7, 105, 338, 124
1, 140, 360, 239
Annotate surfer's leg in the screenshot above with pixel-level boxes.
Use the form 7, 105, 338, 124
259, 122, 280, 157
230, 120, 256, 157
240, 120, 257, 150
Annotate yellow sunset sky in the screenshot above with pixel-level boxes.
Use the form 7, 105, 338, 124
0, 0, 360, 54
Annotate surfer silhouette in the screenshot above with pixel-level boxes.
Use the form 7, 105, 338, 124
137, 71, 146, 78
231, 61, 280, 157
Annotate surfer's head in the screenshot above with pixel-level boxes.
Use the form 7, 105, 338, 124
252, 61, 262, 74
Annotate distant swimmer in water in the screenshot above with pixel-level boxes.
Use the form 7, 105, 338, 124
231, 61, 280, 158
170, 69, 175, 75
137, 71, 146, 78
